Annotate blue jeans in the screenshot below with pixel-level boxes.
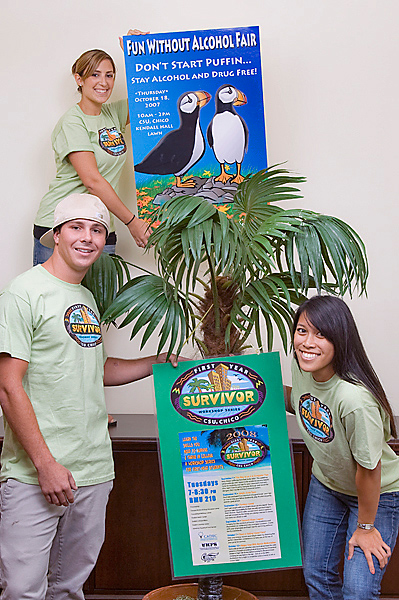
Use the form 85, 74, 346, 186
303, 475, 399, 600
33, 236, 116, 266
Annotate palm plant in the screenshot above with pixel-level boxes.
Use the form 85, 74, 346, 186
89, 165, 367, 359
83, 165, 368, 600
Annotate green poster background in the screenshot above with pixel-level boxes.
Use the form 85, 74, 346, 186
153, 352, 302, 578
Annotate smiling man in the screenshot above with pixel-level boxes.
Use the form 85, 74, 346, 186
0, 193, 175, 600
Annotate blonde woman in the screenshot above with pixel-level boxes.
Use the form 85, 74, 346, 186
34, 31, 150, 265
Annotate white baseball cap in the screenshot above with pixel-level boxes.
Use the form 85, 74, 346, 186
40, 193, 110, 248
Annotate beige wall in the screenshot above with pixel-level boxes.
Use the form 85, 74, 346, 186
1, 0, 398, 414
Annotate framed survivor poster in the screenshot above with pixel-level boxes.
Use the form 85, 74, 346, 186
153, 352, 302, 578
123, 26, 268, 222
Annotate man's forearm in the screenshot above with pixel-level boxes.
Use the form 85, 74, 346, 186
0, 380, 54, 470
104, 353, 178, 386
104, 355, 159, 386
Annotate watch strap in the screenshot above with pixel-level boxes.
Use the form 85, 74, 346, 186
357, 522, 375, 530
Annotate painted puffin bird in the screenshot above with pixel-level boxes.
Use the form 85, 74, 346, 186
207, 85, 248, 184
134, 90, 211, 188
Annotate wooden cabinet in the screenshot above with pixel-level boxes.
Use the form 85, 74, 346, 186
1, 415, 397, 597
82, 415, 399, 598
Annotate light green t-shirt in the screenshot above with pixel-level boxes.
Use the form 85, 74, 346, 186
0, 265, 114, 486
291, 361, 399, 495
35, 99, 129, 232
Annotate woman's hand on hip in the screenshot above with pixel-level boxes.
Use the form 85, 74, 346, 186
348, 527, 391, 574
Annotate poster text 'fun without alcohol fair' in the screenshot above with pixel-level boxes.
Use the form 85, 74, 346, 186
123, 26, 267, 223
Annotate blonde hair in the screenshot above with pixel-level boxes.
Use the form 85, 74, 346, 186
72, 49, 116, 93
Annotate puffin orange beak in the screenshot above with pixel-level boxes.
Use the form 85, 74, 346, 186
195, 90, 211, 107
233, 89, 247, 106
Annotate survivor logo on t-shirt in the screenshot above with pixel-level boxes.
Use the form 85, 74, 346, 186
298, 393, 335, 443
64, 304, 102, 347
98, 127, 127, 156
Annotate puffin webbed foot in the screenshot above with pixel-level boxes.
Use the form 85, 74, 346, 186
231, 174, 244, 184
175, 176, 197, 188
215, 172, 232, 184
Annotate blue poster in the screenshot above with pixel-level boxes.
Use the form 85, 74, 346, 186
179, 426, 271, 475
123, 26, 268, 221
178, 426, 280, 566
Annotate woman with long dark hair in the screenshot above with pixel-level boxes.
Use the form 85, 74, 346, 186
286, 295, 399, 599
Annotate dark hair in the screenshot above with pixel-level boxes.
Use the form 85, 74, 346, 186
72, 49, 116, 93
293, 295, 397, 438
53, 221, 107, 237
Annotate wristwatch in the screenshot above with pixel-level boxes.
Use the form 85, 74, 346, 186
357, 522, 375, 530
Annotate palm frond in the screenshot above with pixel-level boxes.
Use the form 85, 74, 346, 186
148, 195, 248, 289
226, 273, 307, 354
232, 164, 306, 238
82, 253, 130, 319
102, 274, 193, 358
99, 168, 368, 358
267, 210, 369, 295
